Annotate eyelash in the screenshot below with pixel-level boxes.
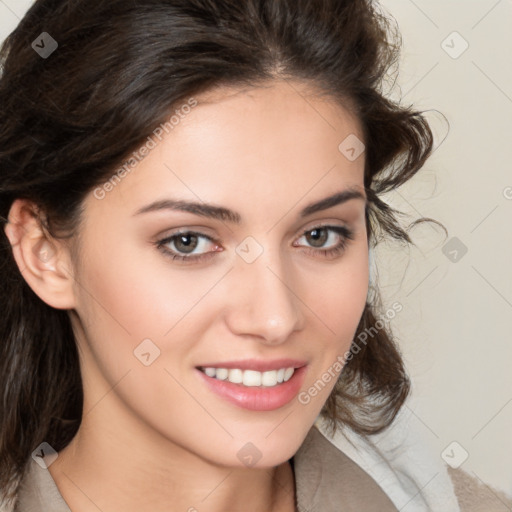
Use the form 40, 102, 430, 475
155, 225, 355, 264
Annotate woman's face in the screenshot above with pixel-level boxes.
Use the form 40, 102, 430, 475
69, 79, 369, 468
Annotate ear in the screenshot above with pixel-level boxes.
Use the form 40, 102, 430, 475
3, 198, 77, 310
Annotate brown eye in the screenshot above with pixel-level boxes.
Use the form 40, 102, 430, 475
173, 233, 199, 254
156, 230, 221, 263
294, 225, 355, 260
305, 228, 329, 248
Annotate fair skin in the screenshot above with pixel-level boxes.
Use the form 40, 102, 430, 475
5, 79, 368, 512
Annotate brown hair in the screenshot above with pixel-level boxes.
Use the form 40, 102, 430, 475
0, 0, 442, 504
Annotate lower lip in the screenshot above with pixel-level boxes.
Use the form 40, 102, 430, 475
196, 366, 308, 411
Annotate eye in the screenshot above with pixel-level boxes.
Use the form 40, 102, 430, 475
155, 225, 355, 264
293, 225, 354, 259
156, 231, 221, 263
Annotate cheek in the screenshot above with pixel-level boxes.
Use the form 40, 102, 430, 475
310, 248, 369, 344
71, 230, 224, 374
70, 234, 220, 430
76, 228, 180, 329
297, 246, 369, 406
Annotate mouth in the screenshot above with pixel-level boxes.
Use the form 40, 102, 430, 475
195, 360, 308, 411
197, 366, 296, 388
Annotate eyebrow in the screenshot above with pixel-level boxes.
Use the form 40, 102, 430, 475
133, 187, 366, 224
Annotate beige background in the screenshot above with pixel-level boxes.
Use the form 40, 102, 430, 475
1, 0, 511, 498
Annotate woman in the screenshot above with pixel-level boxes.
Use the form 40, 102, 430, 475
0, 0, 507, 510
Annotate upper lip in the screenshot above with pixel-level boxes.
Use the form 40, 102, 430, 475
196, 358, 307, 372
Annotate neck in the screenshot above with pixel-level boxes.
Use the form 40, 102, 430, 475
48, 394, 296, 512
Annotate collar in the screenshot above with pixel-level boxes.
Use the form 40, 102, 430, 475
14, 426, 397, 511
293, 425, 398, 511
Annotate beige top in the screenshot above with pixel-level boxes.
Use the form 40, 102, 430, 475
12, 426, 398, 511
10, 424, 512, 511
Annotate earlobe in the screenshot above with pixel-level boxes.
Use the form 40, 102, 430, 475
4, 198, 77, 310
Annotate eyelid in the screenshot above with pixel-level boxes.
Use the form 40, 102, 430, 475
157, 220, 352, 246
155, 222, 355, 265
294, 220, 353, 238
160, 229, 221, 249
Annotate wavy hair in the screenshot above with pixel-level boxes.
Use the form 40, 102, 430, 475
0, 0, 441, 504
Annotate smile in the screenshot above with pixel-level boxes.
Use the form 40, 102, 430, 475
195, 363, 308, 411
198, 367, 295, 387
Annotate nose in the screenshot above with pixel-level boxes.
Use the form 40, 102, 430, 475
223, 252, 305, 345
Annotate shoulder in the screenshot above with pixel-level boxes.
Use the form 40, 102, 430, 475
293, 425, 399, 511
1, 457, 71, 512
0, 497, 15, 512
448, 467, 512, 512
310, 413, 512, 512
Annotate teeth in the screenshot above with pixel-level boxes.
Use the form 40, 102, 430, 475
228, 368, 243, 384
243, 370, 261, 387
261, 370, 277, 387
283, 367, 294, 382
215, 368, 229, 380
201, 367, 296, 387
204, 367, 216, 378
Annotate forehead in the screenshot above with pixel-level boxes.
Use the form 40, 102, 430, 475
191, 79, 363, 151
85, 79, 365, 220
